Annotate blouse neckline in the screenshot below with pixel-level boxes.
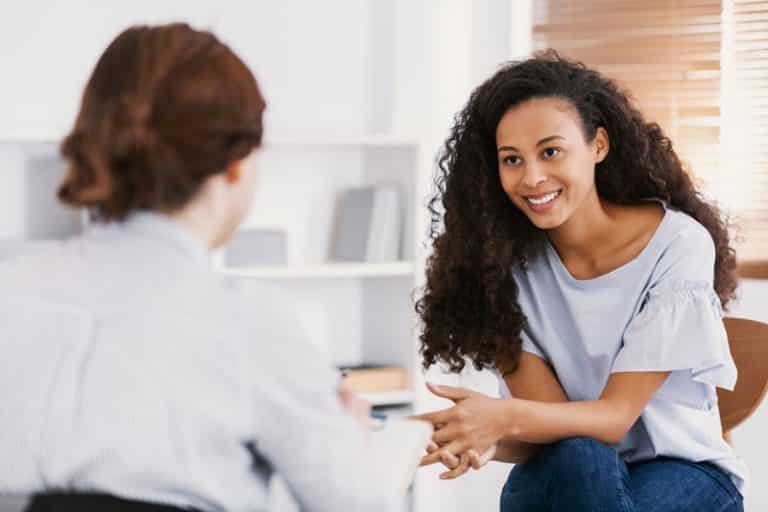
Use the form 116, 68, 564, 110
545, 203, 670, 289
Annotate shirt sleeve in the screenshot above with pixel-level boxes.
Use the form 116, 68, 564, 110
521, 328, 548, 361
610, 225, 737, 391
240, 289, 410, 512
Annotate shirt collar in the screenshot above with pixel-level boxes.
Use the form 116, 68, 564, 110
117, 211, 211, 269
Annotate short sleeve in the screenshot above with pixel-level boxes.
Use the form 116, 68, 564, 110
610, 227, 737, 390
521, 328, 548, 361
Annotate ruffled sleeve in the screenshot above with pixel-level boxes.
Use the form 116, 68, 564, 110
611, 280, 736, 390
610, 226, 737, 390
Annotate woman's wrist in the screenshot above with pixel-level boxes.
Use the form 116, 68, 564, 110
499, 397, 527, 439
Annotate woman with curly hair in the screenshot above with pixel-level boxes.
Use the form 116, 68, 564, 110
415, 53, 747, 511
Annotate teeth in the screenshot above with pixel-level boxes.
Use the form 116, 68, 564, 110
526, 191, 559, 205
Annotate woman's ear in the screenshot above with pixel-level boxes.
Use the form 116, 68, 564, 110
594, 127, 609, 164
222, 160, 243, 184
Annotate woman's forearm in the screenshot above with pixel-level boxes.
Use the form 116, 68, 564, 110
493, 438, 542, 463
500, 397, 633, 446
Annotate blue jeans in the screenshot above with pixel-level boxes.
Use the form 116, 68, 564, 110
500, 437, 743, 512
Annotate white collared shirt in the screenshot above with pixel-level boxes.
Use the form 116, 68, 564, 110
0, 212, 404, 512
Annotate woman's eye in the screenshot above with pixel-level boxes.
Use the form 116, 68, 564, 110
542, 147, 561, 159
503, 155, 522, 166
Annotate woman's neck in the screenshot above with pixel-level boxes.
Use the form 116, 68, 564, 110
546, 191, 618, 264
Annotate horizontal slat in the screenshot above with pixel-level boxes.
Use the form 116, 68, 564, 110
732, 61, 768, 70
734, 5, 768, 15
726, 20, 768, 32
733, 12, 768, 22
733, 32, 768, 42
536, 1, 721, 17
536, 34, 722, 48
727, 40, 768, 51
535, 20, 720, 35
729, 49, 768, 60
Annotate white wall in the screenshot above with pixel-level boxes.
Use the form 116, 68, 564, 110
0, 0, 378, 141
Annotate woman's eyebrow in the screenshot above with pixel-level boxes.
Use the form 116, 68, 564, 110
498, 135, 565, 152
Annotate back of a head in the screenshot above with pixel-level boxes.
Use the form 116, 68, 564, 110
59, 23, 266, 220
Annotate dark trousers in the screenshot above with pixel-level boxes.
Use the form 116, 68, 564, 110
26, 494, 203, 512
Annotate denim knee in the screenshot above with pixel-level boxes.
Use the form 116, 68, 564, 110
503, 438, 633, 512
547, 437, 616, 460
539, 437, 628, 482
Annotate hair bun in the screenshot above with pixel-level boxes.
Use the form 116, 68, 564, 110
59, 23, 265, 220
114, 94, 157, 154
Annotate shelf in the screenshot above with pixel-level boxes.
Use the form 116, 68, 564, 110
359, 390, 414, 407
263, 135, 419, 148
216, 261, 415, 279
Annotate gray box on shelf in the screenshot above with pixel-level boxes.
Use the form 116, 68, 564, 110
0, 141, 82, 241
330, 185, 402, 262
25, 149, 82, 239
224, 229, 287, 266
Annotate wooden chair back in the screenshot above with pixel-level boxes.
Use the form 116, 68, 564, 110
718, 317, 768, 436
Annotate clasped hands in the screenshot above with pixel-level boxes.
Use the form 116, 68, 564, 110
412, 383, 509, 479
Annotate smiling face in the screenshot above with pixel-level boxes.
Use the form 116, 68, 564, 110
496, 96, 608, 231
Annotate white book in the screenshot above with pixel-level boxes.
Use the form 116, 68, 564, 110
366, 186, 401, 262
331, 185, 402, 262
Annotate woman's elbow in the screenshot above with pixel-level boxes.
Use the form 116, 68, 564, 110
597, 429, 626, 446
599, 410, 638, 445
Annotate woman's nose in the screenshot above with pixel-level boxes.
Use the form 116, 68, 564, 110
521, 164, 548, 189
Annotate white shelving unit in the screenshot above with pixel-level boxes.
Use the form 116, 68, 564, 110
219, 134, 422, 372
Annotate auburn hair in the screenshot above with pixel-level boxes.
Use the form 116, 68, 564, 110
59, 23, 266, 219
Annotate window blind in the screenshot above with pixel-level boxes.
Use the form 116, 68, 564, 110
532, 1, 757, 255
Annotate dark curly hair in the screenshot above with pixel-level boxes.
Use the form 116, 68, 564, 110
416, 52, 737, 374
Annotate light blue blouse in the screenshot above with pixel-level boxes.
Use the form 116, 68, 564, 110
497, 205, 749, 494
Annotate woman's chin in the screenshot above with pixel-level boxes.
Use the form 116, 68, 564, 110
522, 209, 566, 230
531, 217, 564, 231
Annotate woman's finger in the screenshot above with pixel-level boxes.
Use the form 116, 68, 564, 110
419, 440, 465, 467
426, 382, 478, 403
426, 440, 439, 454
467, 449, 481, 470
420, 446, 457, 468
478, 445, 496, 466
438, 450, 459, 469
468, 444, 496, 470
440, 452, 471, 479
410, 408, 453, 426
432, 424, 464, 445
